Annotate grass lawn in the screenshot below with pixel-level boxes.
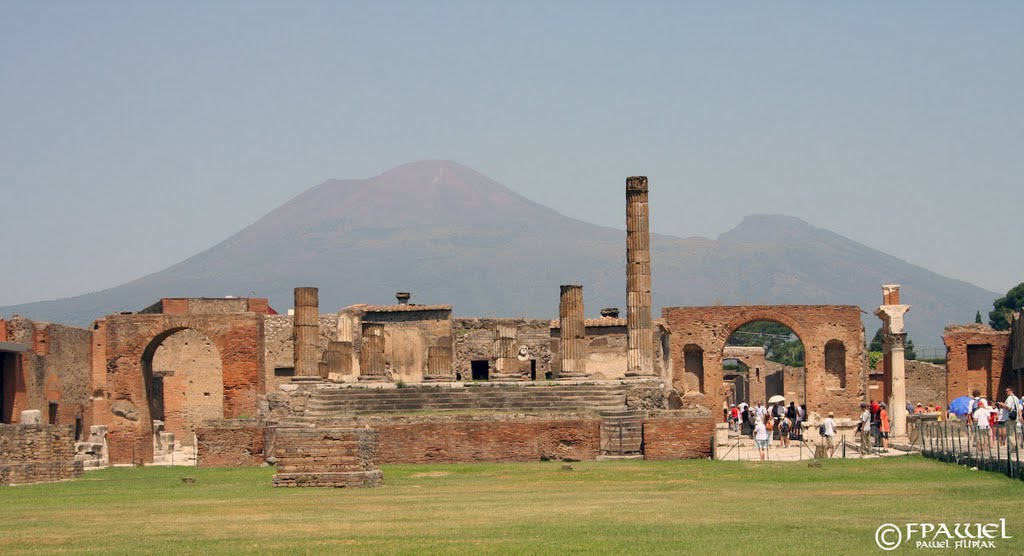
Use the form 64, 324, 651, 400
2, 457, 1023, 555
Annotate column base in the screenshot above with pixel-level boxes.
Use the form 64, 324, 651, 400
556, 372, 591, 381
421, 374, 455, 382
357, 375, 387, 382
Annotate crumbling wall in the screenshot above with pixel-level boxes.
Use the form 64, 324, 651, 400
942, 324, 1010, 403
1, 317, 91, 430
453, 318, 552, 380
906, 360, 947, 408
195, 419, 268, 467
0, 424, 83, 485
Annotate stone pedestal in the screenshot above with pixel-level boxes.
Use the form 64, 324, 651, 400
272, 427, 383, 488
625, 177, 656, 378
558, 285, 589, 380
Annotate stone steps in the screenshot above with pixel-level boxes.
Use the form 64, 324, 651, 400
305, 385, 629, 416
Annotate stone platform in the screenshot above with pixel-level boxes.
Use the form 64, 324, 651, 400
272, 426, 381, 488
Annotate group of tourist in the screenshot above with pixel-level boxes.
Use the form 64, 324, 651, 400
728, 401, 809, 460
856, 401, 891, 452
962, 387, 1022, 451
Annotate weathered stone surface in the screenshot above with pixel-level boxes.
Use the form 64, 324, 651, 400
1, 424, 83, 485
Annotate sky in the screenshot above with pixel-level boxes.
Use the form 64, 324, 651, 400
1, 1, 1022, 307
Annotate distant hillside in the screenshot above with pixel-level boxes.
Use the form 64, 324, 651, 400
0, 160, 996, 345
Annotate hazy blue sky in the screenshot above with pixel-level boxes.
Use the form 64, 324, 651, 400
1, 2, 1021, 306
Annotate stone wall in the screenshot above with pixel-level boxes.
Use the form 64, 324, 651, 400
642, 415, 717, 460
1, 317, 92, 431
151, 329, 223, 446
453, 318, 552, 379
662, 305, 865, 419
195, 419, 268, 467
905, 360, 947, 408
0, 423, 83, 485
943, 324, 1012, 403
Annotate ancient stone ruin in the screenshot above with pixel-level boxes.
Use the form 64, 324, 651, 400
3, 173, 1012, 484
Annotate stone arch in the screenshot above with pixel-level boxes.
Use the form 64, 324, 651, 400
722, 317, 806, 407
824, 339, 846, 389
142, 328, 224, 447
103, 313, 263, 464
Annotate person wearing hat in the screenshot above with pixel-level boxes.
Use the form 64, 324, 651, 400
857, 403, 872, 455
914, 402, 925, 415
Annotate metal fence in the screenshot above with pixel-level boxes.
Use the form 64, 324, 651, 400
920, 420, 1024, 480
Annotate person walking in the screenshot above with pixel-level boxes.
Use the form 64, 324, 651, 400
1004, 388, 1021, 447
779, 417, 791, 448
820, 412, 837, 457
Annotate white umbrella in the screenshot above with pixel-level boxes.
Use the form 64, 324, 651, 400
768, 395, 785, 404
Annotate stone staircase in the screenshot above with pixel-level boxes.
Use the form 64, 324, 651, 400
150, 421, 197, 466
75, 425, 108, 470
304, 384, 629, 417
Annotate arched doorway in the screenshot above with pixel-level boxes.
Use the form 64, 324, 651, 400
724, 320, 806, 407
142, 328, 224, 449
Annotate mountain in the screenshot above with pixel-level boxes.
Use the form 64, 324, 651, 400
0, 160, 996, 346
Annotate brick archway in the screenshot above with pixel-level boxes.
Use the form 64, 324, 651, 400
662, 305, 865, 418
100, 313, 263, 464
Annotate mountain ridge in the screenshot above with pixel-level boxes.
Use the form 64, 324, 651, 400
0, 160, 997, 345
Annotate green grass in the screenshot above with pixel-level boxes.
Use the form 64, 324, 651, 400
2, 457, 1022, 555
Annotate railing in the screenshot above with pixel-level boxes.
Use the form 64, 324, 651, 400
920, 420, 1024, 480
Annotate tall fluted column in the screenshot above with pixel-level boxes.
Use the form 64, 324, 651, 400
358, 323, 387, 381
424, 346, 455, 381
626, 177, 655, 378
558, 285, 589, 379
293, 287, 320, 379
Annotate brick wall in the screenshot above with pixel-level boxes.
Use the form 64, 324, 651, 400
943, 324, 1012, 403
643, 416, 716, 460
905, 360, 947, 408
272, 426, 382, 487
371, 417, 601, 463
195, 420, 268, 467
0, 424, 83, 485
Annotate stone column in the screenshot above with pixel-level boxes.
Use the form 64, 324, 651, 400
875, 284, 911, 441
324, 341, 354, 380
626, 176, 656, 378
888, 333, 909, 439
358, 323, 387, 381
423, 346, 454, 381
338, 314, 356, 343
558, 284, 589, 379
293, 287, 320, 379
491, 324, 525, 381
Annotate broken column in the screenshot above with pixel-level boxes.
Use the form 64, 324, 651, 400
358, 323, 386, 381
293, 287, 320, 379
558, 284, 589, 380
875, 284, 911, 441
625, 176, 656, 378
323, 340, 354, 380
423, 346, 454, 381
491, 324, 525, 381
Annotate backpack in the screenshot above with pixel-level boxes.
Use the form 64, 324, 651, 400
818, 424, 826, 436
1010, 396, 1020, 421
